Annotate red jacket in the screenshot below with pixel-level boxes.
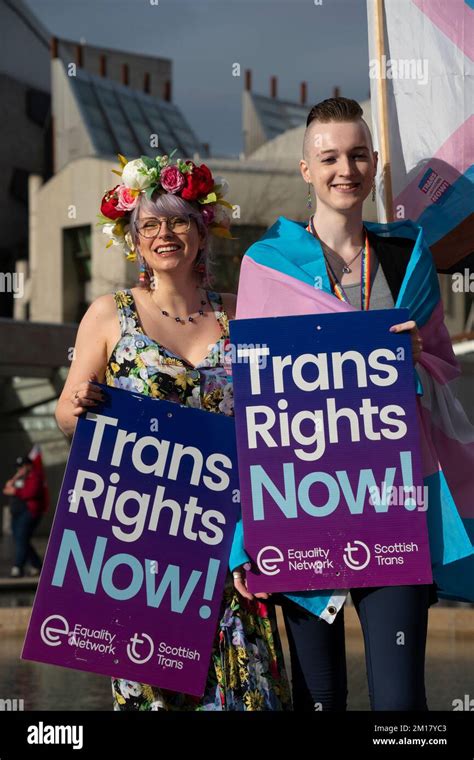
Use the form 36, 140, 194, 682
13, 469, 46, 518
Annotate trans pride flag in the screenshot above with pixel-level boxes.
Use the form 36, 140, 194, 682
366, 0, 473, 272
233, 216, 474, 608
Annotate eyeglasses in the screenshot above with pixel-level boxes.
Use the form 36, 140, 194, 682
135, 215, 191, 238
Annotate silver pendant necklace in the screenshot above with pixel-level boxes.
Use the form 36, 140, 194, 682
342, 249, 363, 274
321, 241, 364, 274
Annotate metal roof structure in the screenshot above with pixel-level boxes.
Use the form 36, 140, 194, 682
70, 65, 202, 159
250, 92, 309, 142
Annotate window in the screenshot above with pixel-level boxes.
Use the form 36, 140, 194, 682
62, 226, 92, 323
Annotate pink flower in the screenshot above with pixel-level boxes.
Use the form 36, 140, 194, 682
200, 205, 215, 225
160, 165, 186, 193
116, 185, 139, 211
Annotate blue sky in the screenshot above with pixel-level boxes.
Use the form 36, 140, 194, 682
25, 0, 371, 156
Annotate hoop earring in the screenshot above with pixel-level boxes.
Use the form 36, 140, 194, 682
372, 181, 376, 202
306, 182, 312, 209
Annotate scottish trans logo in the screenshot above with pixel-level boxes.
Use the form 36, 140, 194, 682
343, 541, 371, 570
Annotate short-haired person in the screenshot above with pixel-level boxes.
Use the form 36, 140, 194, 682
231, 98, 474, 711
54, 154, 291, 711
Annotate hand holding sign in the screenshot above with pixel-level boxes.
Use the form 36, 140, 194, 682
389, 320, 423, 363
232, 565, 270, 600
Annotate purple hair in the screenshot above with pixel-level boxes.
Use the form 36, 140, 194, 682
129, 192, 213, 288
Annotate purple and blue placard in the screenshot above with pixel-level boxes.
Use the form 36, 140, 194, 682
22, 385, 240, 697
230, 308, 433, 594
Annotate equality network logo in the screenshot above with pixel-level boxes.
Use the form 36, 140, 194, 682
40, 614, 153, 663
40, 614, 70, 646
256, 546, 284, 576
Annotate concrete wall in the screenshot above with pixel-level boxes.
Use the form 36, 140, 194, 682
242, 90, 267, 157
51, 59, 96, 174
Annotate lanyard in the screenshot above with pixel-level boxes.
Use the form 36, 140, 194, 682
307, 217, 372, 311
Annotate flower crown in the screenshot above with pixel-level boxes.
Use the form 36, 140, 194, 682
97, 150, 235, 261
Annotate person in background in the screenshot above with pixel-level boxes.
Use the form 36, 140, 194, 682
3, 455, 46, 577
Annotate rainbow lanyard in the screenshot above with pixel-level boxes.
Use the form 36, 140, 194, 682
307, 218, 372, 311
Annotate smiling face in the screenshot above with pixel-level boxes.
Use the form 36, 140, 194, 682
300, 119, 378, 214
135, 210, 205, 282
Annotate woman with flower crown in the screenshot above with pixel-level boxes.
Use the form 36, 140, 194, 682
54, 151, 291, 711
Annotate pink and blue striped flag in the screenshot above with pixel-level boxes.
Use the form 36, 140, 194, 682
366, 0, 473, 272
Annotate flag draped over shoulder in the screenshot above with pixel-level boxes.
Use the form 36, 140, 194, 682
233, 216, 474, 607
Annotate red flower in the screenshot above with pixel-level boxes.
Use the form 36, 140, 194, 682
100, 185, 126, 220
181, 163, 214, 201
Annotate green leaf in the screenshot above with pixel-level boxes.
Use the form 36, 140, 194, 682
96, 212, 115, 223
198, 192, 217, 205
140, 156, 156, 169
177, 160, 193, 174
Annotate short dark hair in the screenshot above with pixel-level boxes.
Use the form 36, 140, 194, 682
303, 97, 371, 158
305, 97, 363, 127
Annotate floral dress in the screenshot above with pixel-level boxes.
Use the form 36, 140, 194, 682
106, 289, 291, 711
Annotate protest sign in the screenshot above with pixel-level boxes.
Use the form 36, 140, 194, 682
22, 385, 240, 697
230, 308, 432, 594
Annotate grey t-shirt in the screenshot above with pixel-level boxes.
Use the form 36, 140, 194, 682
343, 262, 394, 310
323, 247, 394, 310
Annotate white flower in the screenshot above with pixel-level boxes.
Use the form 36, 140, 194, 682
149, 699, 166, 711
213, 204, 232, 229
214, 175, 229, 197
121, 159, 153, 190
157, 364, 186, 379
138, 348, 162, 367
102, 223, 123, 247
115, 340, 137, 364
119, 680, 142, 698
113, 376, 145, 393
102, 222, 134, 258
187, 386, 202, 409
